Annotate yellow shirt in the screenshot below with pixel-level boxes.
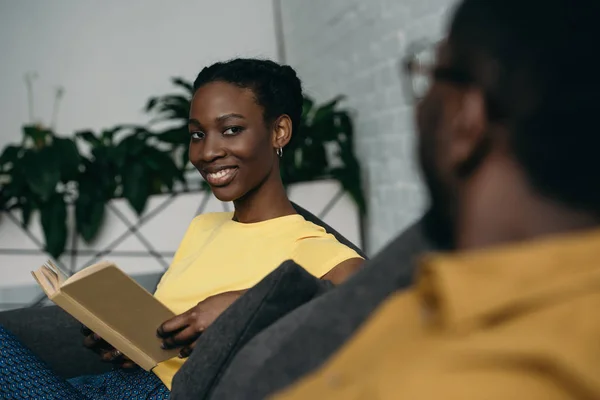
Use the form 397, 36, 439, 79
274, 229, 600, 400
152, 212, 362, 389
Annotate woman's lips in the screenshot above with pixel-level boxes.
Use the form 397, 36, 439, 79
204, 167, 238, 187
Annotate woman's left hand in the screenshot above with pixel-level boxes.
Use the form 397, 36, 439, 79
156, 290, 245, 358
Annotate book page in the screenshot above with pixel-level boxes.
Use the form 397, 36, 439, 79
31, 270, 57, 297
45, 260, 69, 285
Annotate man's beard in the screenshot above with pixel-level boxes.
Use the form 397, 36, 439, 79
416, 95, 493, 251
416, 96, 456, 250
418, 140, 456, 251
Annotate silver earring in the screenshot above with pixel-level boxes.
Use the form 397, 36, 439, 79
276, 147, 283, 157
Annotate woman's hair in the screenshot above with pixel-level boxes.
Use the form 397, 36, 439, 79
193, 58, 304, 138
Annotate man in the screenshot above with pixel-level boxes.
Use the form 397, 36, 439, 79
273, 0, 600, 398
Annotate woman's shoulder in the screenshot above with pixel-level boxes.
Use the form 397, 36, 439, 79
289, 217, 363, 276
291, 217, 330, 238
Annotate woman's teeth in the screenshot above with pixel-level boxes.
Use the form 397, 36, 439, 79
206, 168, 236, 184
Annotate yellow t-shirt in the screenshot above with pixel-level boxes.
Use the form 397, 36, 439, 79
152, 211, 362, 389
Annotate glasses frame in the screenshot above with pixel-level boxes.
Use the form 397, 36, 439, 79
400, 39, 472, 103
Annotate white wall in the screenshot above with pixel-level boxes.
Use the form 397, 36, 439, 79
0, 0, 278, 148
280, 0, 456, 253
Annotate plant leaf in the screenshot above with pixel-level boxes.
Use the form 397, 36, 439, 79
143, 147, 184, 190
180, 147, 189, 170
20, 199, 34, 227
146, 95, 190, 122
115, 128, 150, 159
75, 191, 105, 243
76, 130, 102, 147
22, 148, 60, 201
1, 167, 28, 201
0, 145, 21, 167
39, 193, 68, 258
144, 97, 158, 112
23, 125, 51, 148
171, 77, 194, 94
154, 126, 189, 145
52, 137, 81, 181
302, 96, 315, 119
331, 161, 366, 215
311, 95, 345, 125
122, 162, 150, 214
101, 128, 119, 146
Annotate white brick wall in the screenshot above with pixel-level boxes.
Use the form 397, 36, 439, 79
280, 0, 457, 253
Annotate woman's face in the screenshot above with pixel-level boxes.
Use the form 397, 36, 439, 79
188, 81, 282, 202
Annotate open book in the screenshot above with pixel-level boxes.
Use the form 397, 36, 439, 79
32, 260, 180, 371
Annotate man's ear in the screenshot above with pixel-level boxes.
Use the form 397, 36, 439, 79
272, 115, 293, 150
448, 88, 487, 172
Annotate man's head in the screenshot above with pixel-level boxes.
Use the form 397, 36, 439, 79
407, 0, 600, 249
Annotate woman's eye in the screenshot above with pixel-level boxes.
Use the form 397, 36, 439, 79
190, 131, 205, 140
223, 126, 243, 136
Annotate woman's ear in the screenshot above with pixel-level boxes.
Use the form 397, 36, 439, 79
272, 115, 293, 150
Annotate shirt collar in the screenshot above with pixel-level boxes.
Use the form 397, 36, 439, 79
416, 228, 600, 332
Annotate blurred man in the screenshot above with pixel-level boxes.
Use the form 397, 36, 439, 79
274, 0, 600, 398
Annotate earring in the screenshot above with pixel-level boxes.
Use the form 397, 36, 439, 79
276, 147, 283, 157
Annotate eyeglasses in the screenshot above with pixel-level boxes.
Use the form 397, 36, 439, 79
400, 40, 472, 102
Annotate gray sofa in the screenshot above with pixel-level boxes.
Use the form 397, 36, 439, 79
0, 202, 367, 379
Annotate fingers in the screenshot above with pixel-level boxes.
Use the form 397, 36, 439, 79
81, 329, 134, 368
83, 332, 107, 349
121, 359, 137, 369
161, 325, 201, 350
157, 312, 192, 339
178, 340, 198, 359
80, 325, 92, 336
100, 348, 128, 364
98, 348, 137, 368
119, 354, 136, 369
100, 348, 121, 363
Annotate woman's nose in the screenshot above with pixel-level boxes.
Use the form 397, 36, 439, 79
190, 133, 226, 164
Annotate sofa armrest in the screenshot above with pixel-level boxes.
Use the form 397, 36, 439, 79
0, 305, 111, 379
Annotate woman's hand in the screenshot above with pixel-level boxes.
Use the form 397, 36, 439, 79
81, 325, 136, 368
156, 290, 246, 358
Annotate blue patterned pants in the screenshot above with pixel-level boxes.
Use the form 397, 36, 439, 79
0, 325, 170, 399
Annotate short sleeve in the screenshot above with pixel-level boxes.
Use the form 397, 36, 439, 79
291, 234, 363, 278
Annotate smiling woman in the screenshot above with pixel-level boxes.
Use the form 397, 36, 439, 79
186, 61, 301, 211
151, 59, 365, 389
0, 59, 364, 400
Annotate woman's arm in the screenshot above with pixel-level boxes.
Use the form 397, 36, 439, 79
157, 289, 247, 357
157, 257, 363, 356
320, 257, 364, 285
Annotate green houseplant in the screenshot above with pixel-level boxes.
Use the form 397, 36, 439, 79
0, 125, 183, 258
0, 77, 364, 258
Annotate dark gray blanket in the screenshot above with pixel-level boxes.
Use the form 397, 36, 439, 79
200, 215, 434, 399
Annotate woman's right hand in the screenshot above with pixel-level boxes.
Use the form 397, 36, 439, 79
81, 325, 136, 368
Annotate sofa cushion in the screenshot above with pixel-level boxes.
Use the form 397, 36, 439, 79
0, 306, 111, 378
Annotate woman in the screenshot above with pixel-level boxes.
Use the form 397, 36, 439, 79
0, 58, 364, 399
